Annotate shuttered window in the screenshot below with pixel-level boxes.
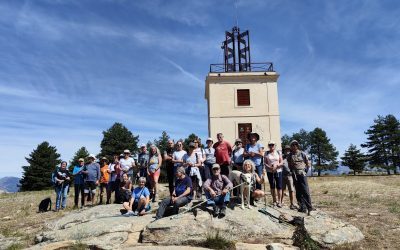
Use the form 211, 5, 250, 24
237, 89, 250, 106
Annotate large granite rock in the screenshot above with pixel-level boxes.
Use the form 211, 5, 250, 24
31, 192, 364, 249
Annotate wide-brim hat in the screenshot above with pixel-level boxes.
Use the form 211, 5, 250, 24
247, 132, 260, 141
206, 137, 213, 143
123, 149, 131, 154
88, 154, 96, 159
284, 145, 291, 150
101, 157, 109, 162
290, 140, 299, 146
78, 158, 84, 162
268, 140, 276, 146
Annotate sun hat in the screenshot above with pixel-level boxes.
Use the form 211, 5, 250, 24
290, 140, 299, 146
206, 137, 213, 142
247, 132, 260, 141
212, 163, 220, 169
123, 149, 131, 154
78, 158, 84, 162
284, 145, 291, 150
235, 138, 242, 144
88, 154, 96, 159
268, 140, 276, 146
140, 144, 146, 148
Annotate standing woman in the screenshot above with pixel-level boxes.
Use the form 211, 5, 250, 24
54, 161, 71, 211
243, 132, 264, 189
172, 140, 187, 174
264, 141, 283, 207
148, 145, 162, 202
183, 142, 202, 199
203, 138, 216, 180
232, 139, 244, 171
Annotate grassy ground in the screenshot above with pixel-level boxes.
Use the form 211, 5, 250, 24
307, 175, 400, 249
0, 176, 399, 249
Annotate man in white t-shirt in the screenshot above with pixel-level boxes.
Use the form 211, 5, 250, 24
120, 149, 136, 181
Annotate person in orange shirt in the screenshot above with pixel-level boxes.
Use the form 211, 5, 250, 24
99, 157, 110, 204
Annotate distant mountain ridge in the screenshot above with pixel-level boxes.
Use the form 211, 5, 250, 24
0, 176, 20, 192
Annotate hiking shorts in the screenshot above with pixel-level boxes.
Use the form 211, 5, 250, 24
84, 181, 97, 194
283, 175, 294, 192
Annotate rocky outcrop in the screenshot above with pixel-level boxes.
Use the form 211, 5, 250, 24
32, 196, 364, 249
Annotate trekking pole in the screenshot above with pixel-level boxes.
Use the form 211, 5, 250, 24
170, 182, 246, 220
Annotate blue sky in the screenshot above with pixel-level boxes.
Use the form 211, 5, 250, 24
1, 0, 399, 177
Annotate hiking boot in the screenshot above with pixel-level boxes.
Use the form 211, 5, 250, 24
298, 207, 307, 213
218, 207, 226, 218
212, 205, 219, 217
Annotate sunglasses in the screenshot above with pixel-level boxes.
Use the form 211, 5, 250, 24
268, 144, 275, 147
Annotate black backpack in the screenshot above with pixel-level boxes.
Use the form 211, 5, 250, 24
38, 197, 52, 212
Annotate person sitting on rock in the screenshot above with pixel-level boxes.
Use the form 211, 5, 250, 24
123, 177, 151, 216
242, 159, 266, 207
203, 163, 233, 218
155, 167, 192, 220
120, 173, 132, 205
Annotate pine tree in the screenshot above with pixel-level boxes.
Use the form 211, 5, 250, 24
309, 128, 338, 176
362, 115, 400, 174
19, 141, 61, 191
153, 131, 171, 155
183, 133, 201, 152
70, 146, 90, 167
100, 123, 139, 159
281, 129, 311, 152
341, 144, 366, 175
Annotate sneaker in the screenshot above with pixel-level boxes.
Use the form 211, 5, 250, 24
289, 204, 297, 210
276, 203, 282, 208
120, 209, 128, 215
123, 211, 135, 217
218, 207, 226, 218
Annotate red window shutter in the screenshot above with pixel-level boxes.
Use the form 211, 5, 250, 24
237, 89, 250, 106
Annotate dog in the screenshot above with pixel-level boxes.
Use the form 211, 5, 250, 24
229, 170, 253, 209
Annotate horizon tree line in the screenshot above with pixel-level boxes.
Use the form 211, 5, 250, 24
19, 114, 400, 191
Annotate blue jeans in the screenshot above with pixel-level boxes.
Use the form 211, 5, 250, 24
55, 184, 69, 209
205, 191, 230, 207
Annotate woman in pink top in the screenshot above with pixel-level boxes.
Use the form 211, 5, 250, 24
264, 141, 283, 207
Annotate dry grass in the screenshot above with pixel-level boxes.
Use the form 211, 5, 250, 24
308, 175, 400, 249
0, 176, 399, 249
0, 188, 77, 248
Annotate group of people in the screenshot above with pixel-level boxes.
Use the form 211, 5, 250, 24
52, 131, 313, 218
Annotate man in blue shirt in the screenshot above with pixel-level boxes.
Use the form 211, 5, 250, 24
72, 158, 85, 208
82, 154, 100, 206
155, 167, 192, 219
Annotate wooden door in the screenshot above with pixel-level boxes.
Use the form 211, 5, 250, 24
238, 123, 252, 145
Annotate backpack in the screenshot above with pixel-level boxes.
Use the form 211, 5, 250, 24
38, 197, 52, 212
51, 168, 59, 187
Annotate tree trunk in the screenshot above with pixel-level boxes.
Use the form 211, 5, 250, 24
353, 171, 356, 176
318, 169, 321, 176
387, 169, 391, 175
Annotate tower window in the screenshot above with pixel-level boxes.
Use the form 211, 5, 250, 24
237, 89, 250, 106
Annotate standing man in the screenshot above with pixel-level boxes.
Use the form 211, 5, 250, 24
82, 154, 100, 206
213, 133, 232, 177
281, 145, 297, 209
155, 167, 192, 220
120, 149, 136, 181
287, 140, 313, 215
203, 164, 233, 218
72, 158, 85, 208
138, 144, 149, 178
163, 139, 175, 196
